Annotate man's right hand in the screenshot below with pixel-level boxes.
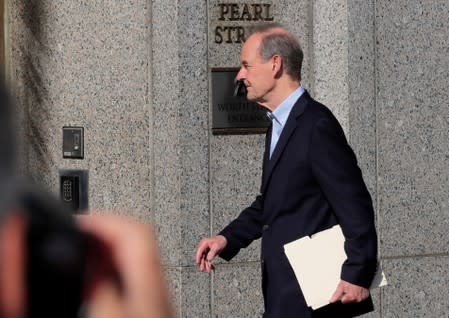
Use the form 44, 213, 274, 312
195, 235, 227, 273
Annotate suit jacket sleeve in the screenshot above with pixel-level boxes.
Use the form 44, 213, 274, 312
310, 116, 378, 288
218, 194, 264, 261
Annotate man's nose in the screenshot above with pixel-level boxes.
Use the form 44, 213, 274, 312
236, 68, 245, 80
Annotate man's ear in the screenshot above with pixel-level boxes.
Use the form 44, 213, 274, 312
272, 55, 283, 78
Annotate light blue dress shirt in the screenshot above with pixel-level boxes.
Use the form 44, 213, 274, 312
267, 86, 305, 158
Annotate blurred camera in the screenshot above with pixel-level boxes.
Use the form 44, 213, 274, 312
1, 179, 119, 318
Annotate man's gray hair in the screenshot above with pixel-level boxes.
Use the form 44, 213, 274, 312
248, 23, 303, 81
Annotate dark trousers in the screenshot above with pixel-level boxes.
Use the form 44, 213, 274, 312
312, 297, 374, 318
262, 297, 374, 318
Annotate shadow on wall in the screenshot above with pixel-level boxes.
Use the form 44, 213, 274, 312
17, 0, 53, 180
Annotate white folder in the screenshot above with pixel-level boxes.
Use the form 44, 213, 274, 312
284, 225, 387, 310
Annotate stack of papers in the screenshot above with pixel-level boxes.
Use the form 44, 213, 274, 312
284, 225, 387, 309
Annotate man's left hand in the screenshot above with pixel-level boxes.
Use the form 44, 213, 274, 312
329, 280, 369, 304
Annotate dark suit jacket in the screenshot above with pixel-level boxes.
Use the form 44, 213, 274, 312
219, 91, 378, 318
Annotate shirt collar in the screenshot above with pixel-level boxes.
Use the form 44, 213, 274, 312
267, 86, 305, 127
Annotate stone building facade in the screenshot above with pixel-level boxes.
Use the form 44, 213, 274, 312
4, 1, 448, 316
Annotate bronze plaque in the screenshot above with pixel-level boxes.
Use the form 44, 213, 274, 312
211, 68, 270, 134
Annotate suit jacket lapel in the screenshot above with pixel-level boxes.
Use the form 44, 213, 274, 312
261, 124, 272, 190
261, 91, 311, 194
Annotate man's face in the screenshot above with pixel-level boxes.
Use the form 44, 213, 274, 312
236, 33, 275, 105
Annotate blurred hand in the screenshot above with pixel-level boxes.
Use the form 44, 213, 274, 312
0, 213, 26, 318
77, 214, 174, 318
0, 212, 174, 318
329, 280, 369, 304
195, 235, 227, 273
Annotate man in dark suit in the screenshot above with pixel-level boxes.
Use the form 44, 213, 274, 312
195, 24, 378, 317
